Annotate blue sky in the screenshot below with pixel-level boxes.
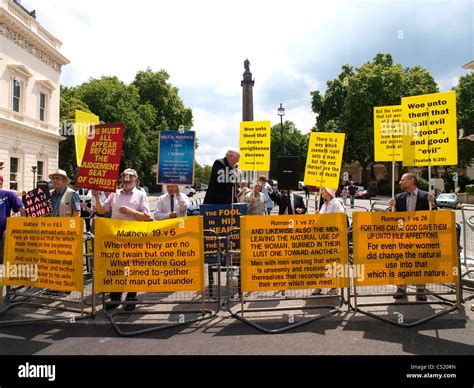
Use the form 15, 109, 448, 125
22, 0, 473, 165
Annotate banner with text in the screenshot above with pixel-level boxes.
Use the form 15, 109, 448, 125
304, 132, 345, 189
239, 121, 271, 171
74, 110, 100, 167
94, 217, 204, 292
22, 188, 53, 217
352, 211, 457, 286
200, 204, 247, 263
373, 105, 403, 162
240, 213, 349, 292
75, 122, 124, 192
157, 130, 196, 185
402, 91, 457, 166
2, 217, 84, 291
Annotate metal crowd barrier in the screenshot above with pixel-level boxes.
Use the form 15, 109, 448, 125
190, 197, 204, 207
224, 228, 345, 334
461, 204, 474, 302
370, 201, 391, 212
348, 207, 462, 327
0, 231, 95, 327
103, 229, 221, 337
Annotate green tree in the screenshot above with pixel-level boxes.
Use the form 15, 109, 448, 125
194, 162, 212, 185
133, 68, 193, 131
311, 53, 438, 184
455, 72, 474, 135
270, 121, 308, 180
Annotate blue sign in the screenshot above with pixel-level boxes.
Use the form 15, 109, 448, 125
157, 130, 196, 184
200, 203, 247, 263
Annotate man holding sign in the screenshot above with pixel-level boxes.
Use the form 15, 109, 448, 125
389, 173, 436, 301
93, 168, 151, 311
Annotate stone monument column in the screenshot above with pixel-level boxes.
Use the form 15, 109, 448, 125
241, 58, 254, 122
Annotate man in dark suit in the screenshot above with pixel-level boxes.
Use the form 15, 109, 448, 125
389, 173, 436, 302
268, 186, 307, 215
390, 173, 436, 212
203, 149, 240, 204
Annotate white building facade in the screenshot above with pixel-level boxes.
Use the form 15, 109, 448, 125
0, 0, 69, 192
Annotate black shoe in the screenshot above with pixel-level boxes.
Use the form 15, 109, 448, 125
124, 298, 137, 312
105, 302, 120, 311
393, 287, 407, 299
416, 292, 427, 301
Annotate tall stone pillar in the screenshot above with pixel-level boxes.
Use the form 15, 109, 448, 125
241, 59, 254, 122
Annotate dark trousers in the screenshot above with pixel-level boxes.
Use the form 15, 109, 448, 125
110, 292, 137, 301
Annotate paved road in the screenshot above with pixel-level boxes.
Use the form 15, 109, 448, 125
0, 299, 472, 355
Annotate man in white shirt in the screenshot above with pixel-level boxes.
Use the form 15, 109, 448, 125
92, 168, 151, 311
154, 184, 190, 220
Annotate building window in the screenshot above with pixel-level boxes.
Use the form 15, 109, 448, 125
39, 92, 46, 121
37, 161, 44, 182
10, 157, 19, 190
13, 79, 21, 112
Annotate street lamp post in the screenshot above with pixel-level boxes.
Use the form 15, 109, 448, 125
278, 103, 285, 154
31, 166, 37, 189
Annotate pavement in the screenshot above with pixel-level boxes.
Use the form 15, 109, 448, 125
0, 292, 472, 355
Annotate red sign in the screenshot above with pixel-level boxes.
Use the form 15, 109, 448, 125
75, 123, 124, 192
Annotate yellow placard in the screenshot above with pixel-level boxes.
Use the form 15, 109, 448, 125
373, 105, 403, 162
94, 217, 204, 292
304, 132, 345, 188
74, 110, 100, 167
239, 121, 271, 171
401, 91, 457, 166
352, 211, 457, 286
240, 214, 349, 291
2, 217, 84, 291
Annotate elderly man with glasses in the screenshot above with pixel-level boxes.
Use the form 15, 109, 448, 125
49, 169, 81, 218
92, 168, 151, 312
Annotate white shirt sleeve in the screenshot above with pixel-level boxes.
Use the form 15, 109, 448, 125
153, 195, 169, 220
176, 193, 190, 216
139, 191, 151, 216
103, 192, 115, 214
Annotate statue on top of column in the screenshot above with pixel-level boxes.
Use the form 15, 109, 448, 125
244, 58, 250, 72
